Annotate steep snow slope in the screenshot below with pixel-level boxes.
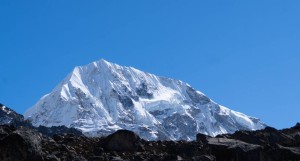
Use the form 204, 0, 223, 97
24, 59, 265, 140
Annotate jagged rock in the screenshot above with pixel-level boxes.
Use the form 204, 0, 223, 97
0, 125, 43, 161
1, 120, 300, 161
136, 82, 153, 99
0, 103, 27, 126
186, 86, 210, 105
224, 125, 297, 146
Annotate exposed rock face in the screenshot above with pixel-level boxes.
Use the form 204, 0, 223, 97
0, 103, 26, 126
1, 124, 300, 161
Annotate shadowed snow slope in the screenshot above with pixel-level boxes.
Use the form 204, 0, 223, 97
24, 59, 266, 140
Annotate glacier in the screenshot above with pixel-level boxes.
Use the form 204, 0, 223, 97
24, 59, 266, 140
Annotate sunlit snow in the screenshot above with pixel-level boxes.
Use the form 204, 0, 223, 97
24, 59, 266, 140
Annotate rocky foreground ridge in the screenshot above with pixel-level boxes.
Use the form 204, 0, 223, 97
0, 103, 299, 161
1, 123, 300, 161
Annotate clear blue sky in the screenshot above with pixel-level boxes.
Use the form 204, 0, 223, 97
0, 0, 299, 129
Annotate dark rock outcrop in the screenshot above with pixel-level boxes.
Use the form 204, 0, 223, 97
1, 103, 300, 161
102, 130, 142, 152
1, 123, 300, 161
37, 125, 83, 137
0, 103, 83, 137
207, 138, 263, 161
0, 103, 28, 126
213, 123, 300, 161
0, 125, 43, 161
136, 83, 154, 99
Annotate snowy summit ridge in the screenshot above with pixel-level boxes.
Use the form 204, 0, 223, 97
25, 59, 265, 140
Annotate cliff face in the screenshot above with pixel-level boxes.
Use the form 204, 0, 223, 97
0, 123, 300, 161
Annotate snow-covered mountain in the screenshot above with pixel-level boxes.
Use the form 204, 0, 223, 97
24, 59, 265, 140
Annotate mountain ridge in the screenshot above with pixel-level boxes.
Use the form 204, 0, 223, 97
24, 59, 266, 140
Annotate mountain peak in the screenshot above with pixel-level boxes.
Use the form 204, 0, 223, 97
24, 59, 266, 140
90, 59, 113, 69
97, 58, 112, 65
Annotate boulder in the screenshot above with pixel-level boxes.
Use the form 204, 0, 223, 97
103, 130, 142, 152
196, 133, 210, 145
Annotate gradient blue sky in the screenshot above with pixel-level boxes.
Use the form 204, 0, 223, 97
1, 0, 299, 129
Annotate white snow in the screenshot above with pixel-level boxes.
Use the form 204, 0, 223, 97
24, 59, 266, 140
1, 106, 11, 115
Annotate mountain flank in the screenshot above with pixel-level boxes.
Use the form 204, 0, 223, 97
25, 59, 265, 140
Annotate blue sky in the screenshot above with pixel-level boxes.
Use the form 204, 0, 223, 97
0, 0, 299, 129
